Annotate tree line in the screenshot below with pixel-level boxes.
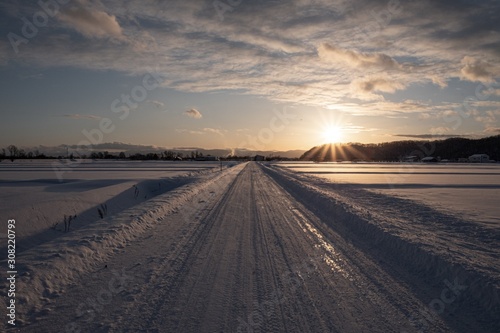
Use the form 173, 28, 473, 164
300, 135, 500, 162
0, 145, 297, 162
0, 145, 200, 161
0, 145, 49, 161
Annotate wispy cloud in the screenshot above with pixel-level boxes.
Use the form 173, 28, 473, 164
2, 0, 500, 124
184, 108, 202, 119
343, 125, 378, 133
484, 127, 500, 134
58, 114, 102, 120
175, 129, 203, 135
176, 127, 224, 136
318, 43, 402, 71
203, 127, 224, 136
351, 76, 406, 101
460, 56, 498, 83
147, 100, 165, 108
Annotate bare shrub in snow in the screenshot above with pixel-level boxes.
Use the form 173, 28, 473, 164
98, 204, 108, 219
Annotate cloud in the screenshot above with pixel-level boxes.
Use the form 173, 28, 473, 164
318, 43, 402, 71
175, 129, 203, 135
2, 0, 500, 125
474, 110, 499, 129
203, 128, 224, 136
228, 32, 303, 53
430, 126, 452, 135
484, 127, 500, 134
430, 75, 447, 88
418, 113, 433, 120
351, 77, 406, 100
342, 125, 378, 133
184, 108, 202, 119
58, 1, 123, 39
176, 127, 224, 136
147, 100, 165, 108
460, 56, 497, 83
59, 114, 102, 120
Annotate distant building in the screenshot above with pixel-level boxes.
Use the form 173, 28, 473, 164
468, 154, 490, 163
254, 155, 265, 161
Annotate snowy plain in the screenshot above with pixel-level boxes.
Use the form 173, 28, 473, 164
0, 160, 226, 252
1, 160, 499, 332
279, 162, 500, 229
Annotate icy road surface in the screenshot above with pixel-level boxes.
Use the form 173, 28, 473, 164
7, 162, 499, 332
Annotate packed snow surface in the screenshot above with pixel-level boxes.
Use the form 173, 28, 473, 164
1, 161, 499, 332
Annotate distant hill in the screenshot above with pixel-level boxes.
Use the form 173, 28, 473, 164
300, 135, 500, 162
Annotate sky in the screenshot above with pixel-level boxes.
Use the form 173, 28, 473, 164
0, 0, 499, 152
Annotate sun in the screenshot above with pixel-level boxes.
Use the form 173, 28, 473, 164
321, 125, 343, 143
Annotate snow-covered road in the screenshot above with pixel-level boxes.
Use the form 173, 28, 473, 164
9, 162, 500, 332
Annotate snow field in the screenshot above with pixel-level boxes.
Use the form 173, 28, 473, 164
0, 160, 228, 252
279, 162, 500, 228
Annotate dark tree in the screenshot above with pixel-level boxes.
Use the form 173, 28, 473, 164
7, 145, 18, 161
